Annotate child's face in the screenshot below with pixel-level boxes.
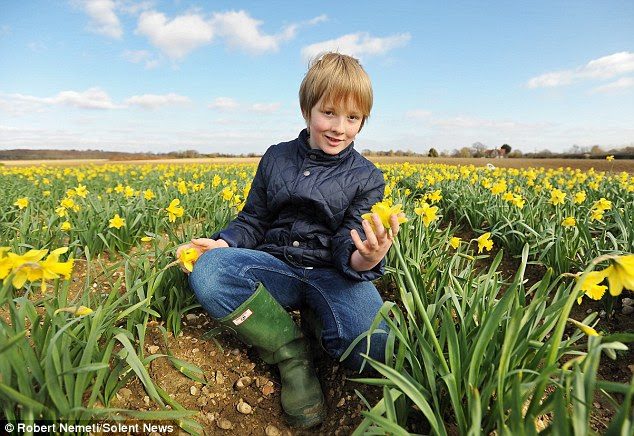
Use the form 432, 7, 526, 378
307, 95, 363, 155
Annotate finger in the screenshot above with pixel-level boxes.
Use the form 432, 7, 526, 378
370, 213, 386, 238
191, 238, 213, 248
389, 214, 401, 237
350, 229, 368, 253
362, 220, 379, 249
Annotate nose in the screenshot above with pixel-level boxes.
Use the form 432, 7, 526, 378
331, 116, 345, 134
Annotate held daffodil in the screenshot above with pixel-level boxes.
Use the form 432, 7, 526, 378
178, 247, 199, 273
361, 201, 408, 234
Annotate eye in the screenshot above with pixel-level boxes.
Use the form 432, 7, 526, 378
348, 114, 360, 121
323, 110, 334, 116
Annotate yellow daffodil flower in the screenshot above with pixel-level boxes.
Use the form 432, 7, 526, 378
562, 217, 576, 227
449, 237, 461, 249
576, 270, 607, 304
593, 197, 612, 211
361, 201, 408, 233
6, 249, 48, 289
589, 208, 604, 222
549, 188, 566, 206
54, 305, 93, 316
141, 236, 153, 242
61, 221, 71, 231
477, 232, 493, 253
601, 255, 634, 296
178, 248, 199, 272
166, 199, 184, 222
75, 184, 88, 198
606, 155, 614, 161
109, 214, 126, 229
37, 247, 74, 291
574, 191, 586, 204
414, 202, 439, 227
14, 197, 29, 209
143, 189, 156, 200
567, 318, 599, 337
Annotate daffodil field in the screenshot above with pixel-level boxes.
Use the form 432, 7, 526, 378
2, 161, 634, 434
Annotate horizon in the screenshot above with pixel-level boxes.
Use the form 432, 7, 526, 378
1, 1, 633, 155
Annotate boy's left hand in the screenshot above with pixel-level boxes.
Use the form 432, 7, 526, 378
350, 212, 404, 270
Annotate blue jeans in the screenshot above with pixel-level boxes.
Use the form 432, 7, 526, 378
188, 247, 387, 371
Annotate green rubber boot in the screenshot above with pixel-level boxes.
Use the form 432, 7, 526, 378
217, 284, 326, 429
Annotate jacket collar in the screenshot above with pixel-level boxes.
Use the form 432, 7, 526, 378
297, 129, 354, 165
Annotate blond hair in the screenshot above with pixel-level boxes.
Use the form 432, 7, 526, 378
299, 52, 373, 131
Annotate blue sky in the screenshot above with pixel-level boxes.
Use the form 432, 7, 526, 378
1, 1, 633, 155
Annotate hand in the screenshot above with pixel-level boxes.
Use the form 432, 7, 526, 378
175, 238, 228, 273
350, 213, 404, 271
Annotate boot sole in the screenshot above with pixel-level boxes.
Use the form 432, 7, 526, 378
285, 402, 327, 429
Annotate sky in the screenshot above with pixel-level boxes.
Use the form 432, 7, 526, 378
1, 0, 633, 155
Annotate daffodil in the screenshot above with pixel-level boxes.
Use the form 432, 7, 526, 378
576, 270, 607, 304
593, 197, 612, 211
573, 191, 586, 204
567, 318, 599, 337
178, 248, 199, 273
166, 199, 184, 222
0, 247, 12, 280
606, 155, 614, 161
6, 249, 48, 288
36, 247, 74, 291
14, 197, 29, 209
141, 236, 153, 242
143, 189, 156, 200
61, 221, 71, 231
75, 184, 89, 198
414, 202, 439, 227
549, 189, 566, 206
561, 217, 576, 227
109, 214, 126, 229
54, 305, 93, 316
361, 201, 408, 233
449, 237, 461, 249
477, 232, 493, 253
601, 255, 634, 296
427, 190, 443, 203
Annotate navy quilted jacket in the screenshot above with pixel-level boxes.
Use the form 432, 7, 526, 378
213, 129, 386, 281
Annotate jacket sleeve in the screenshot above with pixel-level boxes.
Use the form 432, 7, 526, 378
331, 166, 386, 281
211, 154, 273, 248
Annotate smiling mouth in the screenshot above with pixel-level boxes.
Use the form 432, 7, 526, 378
325, 135, 343, 145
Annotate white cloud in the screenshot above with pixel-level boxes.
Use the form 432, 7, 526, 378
527, 51, 634, 88
301, 32, 411, 62
592, 76, 634, 94
211, 10, 296, 54
136, 10, 214, 60
126, 93, 192, 109
121, 49, 160, 68
208, 96, 280, 113
9, 87, 124, 110
208, 97, 240, 111
406, 110, 432, 118
81, 0, 123, 39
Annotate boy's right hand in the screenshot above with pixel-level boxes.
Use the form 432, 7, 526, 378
175, 238, 229, 273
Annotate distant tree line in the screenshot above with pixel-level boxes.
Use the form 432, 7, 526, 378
0, 149, 263, 161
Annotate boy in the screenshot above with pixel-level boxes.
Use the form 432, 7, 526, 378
178, 52, 402, 429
